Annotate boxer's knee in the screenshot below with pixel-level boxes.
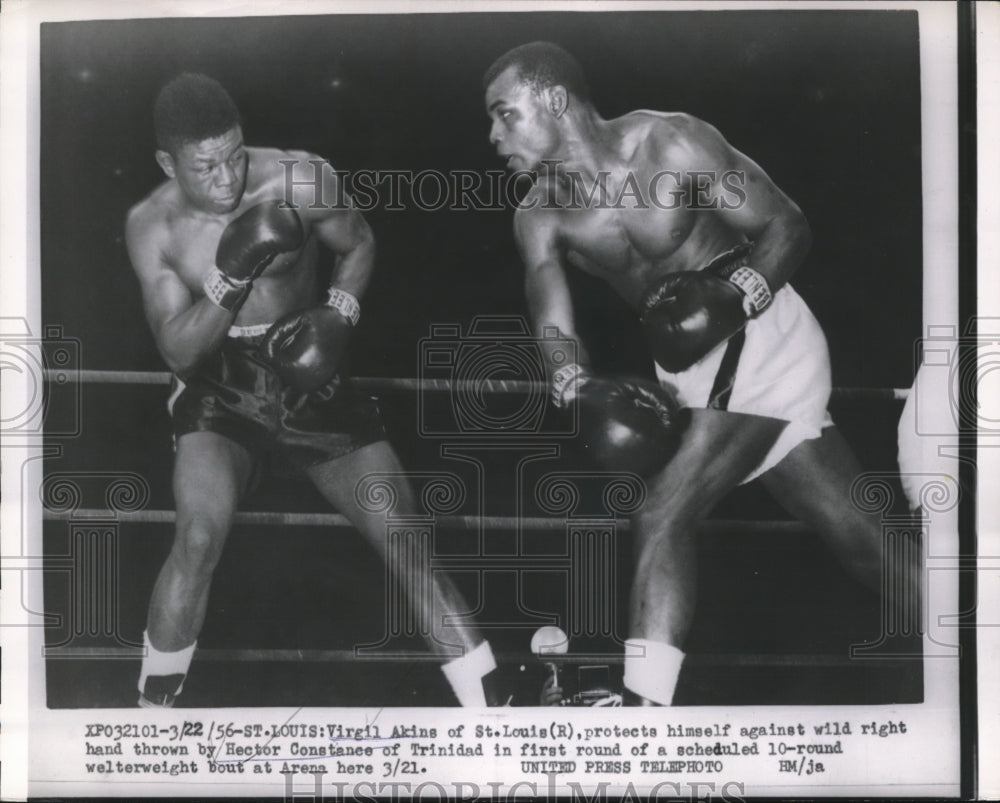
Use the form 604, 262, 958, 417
632, 505, 698, 562
172, 514, 229, 576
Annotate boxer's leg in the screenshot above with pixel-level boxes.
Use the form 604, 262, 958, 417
626, 408, 786, 704
140, 431, 254, 705
759, 426, 917, 595
306, 441, 501, 705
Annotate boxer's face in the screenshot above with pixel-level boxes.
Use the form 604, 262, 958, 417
159, 126, 248, 214
486, 67, 561, 172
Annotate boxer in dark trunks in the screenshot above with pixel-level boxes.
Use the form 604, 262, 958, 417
483, 43, 915, 705
126, 73, 498, 707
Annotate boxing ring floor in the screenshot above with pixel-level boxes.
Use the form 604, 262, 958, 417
40, 375, 923, 708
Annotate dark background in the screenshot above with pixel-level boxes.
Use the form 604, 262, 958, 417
40, 10, 924, 706
41, 10, 922, 381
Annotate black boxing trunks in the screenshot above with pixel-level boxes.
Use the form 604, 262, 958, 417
168, 325, 387, 468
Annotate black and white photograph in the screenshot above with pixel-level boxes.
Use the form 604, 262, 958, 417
0, 0, 991, 798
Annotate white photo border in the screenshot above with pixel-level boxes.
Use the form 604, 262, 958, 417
1, 0, 985, 799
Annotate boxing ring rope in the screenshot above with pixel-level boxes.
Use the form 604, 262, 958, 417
44, 368, 911, 400
41, 367, 913, 673
41, 507, 812, 535
38, 365, 899, 535
50, 645, 890, 668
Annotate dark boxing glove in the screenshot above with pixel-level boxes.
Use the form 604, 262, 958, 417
553, 363, 686, 477
640, 245, 771, 373
260, 288, 360, 393
203, 200, 304, 312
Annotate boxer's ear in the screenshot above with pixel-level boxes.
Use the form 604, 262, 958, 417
155, 150, 176, 178
547, 85, 569, 118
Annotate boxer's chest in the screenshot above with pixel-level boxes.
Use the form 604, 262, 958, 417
166, 213, 305, 293
558, 179, 698, 285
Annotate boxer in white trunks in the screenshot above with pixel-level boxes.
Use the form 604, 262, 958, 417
483, 42, 916, 705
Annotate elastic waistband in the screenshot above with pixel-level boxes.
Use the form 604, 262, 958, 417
228, 322, 274, 339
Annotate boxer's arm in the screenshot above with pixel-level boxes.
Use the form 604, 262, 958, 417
665, 116, 812, 291
125, 210, 232, 374
286, 151, 375, 298
513, 206, 591, 378
254, 154, 369, 387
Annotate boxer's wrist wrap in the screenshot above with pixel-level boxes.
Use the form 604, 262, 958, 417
552, 362, 588, 408
325, 287, 361, 326
203, 267, 251, 312
727, 266, 772, 317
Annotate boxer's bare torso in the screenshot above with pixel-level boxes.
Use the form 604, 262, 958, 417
514, 111, 784, 308
485, 62, 806, 320
126, 126, 371, 376
520, 112, 752, 306
127, 135, 321, 328
482, 53, 898, 705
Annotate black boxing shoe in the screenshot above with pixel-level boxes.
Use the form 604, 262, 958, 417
138, 673, 185, 708
622, 687, 659, 706
483, 668, 515, 707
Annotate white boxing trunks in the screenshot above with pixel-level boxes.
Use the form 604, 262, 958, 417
654, 283, 834, 484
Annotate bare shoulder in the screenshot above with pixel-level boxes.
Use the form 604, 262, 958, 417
245, 146, 311, 189
124, 184, 173, 269
247, 146, 341, 213
250, 145, 325, 175
126, 180, 169, 231
613, 109, 716, 138
615, 111, 729, 161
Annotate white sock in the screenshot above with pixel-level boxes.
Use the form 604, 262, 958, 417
441, 641, 496, 706
138, 630, 197, 695
623, 638, 685, 705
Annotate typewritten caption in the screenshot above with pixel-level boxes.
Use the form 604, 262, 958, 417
72, 712, 913, 796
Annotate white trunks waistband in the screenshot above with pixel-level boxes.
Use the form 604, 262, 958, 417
228, 323, 274, 338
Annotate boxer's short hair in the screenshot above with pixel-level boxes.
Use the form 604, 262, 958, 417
154, 73, 241, 155
483, 41, 590, 102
